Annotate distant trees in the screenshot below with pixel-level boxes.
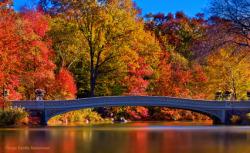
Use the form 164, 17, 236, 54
145, 12, 207, 59
144, 12, 209, 99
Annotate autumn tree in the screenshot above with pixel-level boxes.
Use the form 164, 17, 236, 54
191, 17, 247, 62
206, 46, 250, 100
54, 68, 77, 100
144, 12, 209, 99
154, 54, 192, 98
39, 0, 144, 97
145, 12, 207, 59
208, 0, 249, 48
14, 10, 56, 100
1, 0, 78, 101
0, 0, 23, 102
120, 24, 160, 95
48, 17, 87, 70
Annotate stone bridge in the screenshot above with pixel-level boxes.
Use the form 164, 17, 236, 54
11, 96, 250, 125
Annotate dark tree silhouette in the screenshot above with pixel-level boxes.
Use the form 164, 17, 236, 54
208, 0, 249, 48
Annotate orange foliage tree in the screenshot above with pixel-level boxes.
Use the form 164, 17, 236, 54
54, 69, 77, 100
0, 0, 22, 102
15, 10, 56, 100
0, 1, 77, 101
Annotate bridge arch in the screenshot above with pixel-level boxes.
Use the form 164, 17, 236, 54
45, 100, 223, 124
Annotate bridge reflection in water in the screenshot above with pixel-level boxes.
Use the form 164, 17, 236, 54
11, 96, 250, 125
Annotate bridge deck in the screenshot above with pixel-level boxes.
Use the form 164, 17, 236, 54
11, 96, 250, 110
10, 96, 250, 125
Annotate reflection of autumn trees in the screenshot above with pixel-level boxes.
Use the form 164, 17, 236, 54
129, 131, 148, 153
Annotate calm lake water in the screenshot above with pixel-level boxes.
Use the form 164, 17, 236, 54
0, 121, 250, 153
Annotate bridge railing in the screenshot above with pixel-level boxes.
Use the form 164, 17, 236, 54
10, 101, 38, 109
10, 96, 250, 110
230, 101, 250, 107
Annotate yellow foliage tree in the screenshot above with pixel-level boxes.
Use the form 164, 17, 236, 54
206, 47, 250, 100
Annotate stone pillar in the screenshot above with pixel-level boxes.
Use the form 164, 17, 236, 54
30, 97, 48, 125
39, 110, 48, 126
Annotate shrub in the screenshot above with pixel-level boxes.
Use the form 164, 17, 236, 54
48, 108, 104, 124
230, 115, 242, 124
28, 117, 40, 125
0, 107, 28, 126
74, 113, 81, 122
67, 113, 75, 123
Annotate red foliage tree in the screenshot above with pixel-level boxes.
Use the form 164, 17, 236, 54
0, 3, 77, 100
122, 58, 153, 95
189, 63, 209, 99
125, 106, 149, 120
0, 1, 22, 101
16, 10, 56, 100
54, 69, 77, 100
121, 57, 153, 120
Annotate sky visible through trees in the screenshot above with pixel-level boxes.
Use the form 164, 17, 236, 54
13, 0, 210, 17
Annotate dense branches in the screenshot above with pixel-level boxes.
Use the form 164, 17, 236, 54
208, 0, 250, 48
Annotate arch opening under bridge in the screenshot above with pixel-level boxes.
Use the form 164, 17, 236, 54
46, 105, 222, 124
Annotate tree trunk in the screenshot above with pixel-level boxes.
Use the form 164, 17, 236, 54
2, 82, 5, 110
90, 43, 96, 97
90, 79, 95, 97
